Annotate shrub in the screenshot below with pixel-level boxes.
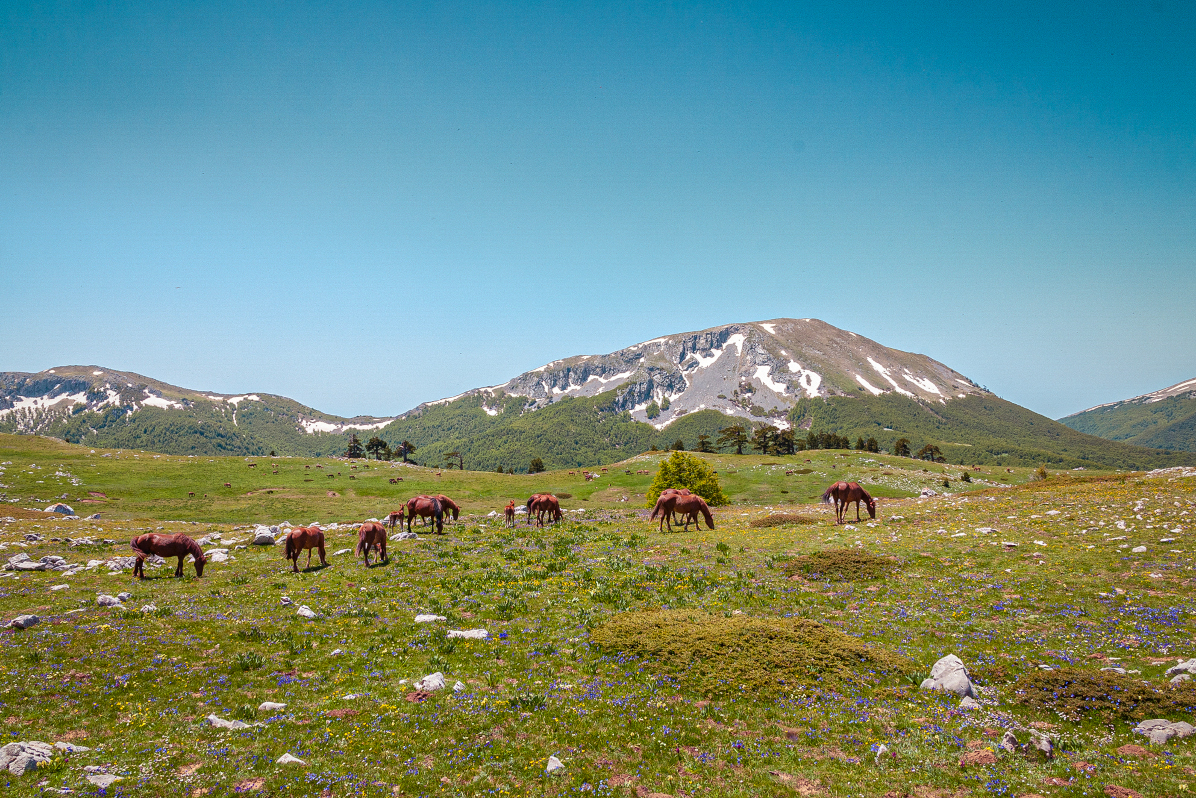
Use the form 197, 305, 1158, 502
591, 610, 909, 696
961, 471, 972, 483
1034, 465, 1049, 481
528, 457, 546, 474
645, 400, 660, 420
1014, 668, 1196, 721
781, 549, 901, 581
645, 451, 728, 507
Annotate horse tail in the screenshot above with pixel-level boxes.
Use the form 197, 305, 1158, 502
356, 529, 366, 558
129, 535, 150, 558
820, 485, 835, 505
649, 498, 662, 520
525, 495, 536, 512
284, 532, 295, 561
701, 503, 715, 530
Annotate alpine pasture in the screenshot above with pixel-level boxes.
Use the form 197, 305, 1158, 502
2, 433, 1195, 797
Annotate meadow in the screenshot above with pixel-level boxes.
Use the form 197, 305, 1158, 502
1, 433, 1194, 797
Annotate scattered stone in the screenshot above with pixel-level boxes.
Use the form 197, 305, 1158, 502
920, 489, 937, 498
874, 743, 889, 763
205, 548, 230, 563
276, 753, 306, 765
546, 755, 565, 773
390, 531, 418, 541
976, 527, 996, 534
5, 614, 39, 630
54, 741, 89, 753
1165, 659, 1196, 678
1027, 732, 1054, 761
87, 514, 101, 520
1132, 546, 1147, 553
50, 584, 69, 591
1172, 674, 1192, 685
251, 529, 277, 546
447, 628, 489, 639
296, 605, 318, 620
920, 654, 976, 698
141, 604, 158, 613
332, 548, 351, 556
206, 714, 250, 730
959, 696, 981, 711
414, 614, 446, 623
330, 648, 343, 656
415, 672, 446, 692
86, 774, 122, 788
1000, 730, 1019, 753
96, 594, 122, 607
0, 740, 55, 775
280, 596, 293, 606
45, 503, 75, 515
453, 681, 466, 693
258, 702, 287, 713
117, 592, 132, 602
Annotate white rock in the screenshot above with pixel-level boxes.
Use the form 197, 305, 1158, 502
343, 694, 358, 700
141, 604, 158, 613
117, 592, 132, 601
50, 584, 69, 591
414, 614, 446, 624
206, 714, 250, 730
959, 696, 981, 711
205, 548, 230, 563
44, 503, 75, 515
546, 755, 565, 773
251, 530, 277, 546
453, 681, 466, 693
280, 596, 293, 606
86, 774, 121, 788
1132, 545, 1147, 553
330, 648, 344, 656
332, 548, 351, 556
258, 702, 287, 713
54, 741, 89, 753
447, 628, 489, 640
921, 654, 976, 698
390, 531, 417, 541
6, 614, 39, 630
415, 672, 446, 691
296, 605, 318, 620
277, 753, 306, 765
1165, 658, 1196, 678
874, 743, 889, 762
97, 594, 122, 607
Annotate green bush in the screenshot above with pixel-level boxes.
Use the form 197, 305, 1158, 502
1014, 668, 1196, 721
591, 610, 909, 696
645, 451, 727, 507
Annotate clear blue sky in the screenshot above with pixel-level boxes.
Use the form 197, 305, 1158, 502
3, 1, 1194, 420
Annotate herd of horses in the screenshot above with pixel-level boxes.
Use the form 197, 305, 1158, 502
126, 481, 878, 579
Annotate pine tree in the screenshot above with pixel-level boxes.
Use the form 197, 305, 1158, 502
716, 424, 749, 455
671, 439, 685, 451
751, 425, 777, 454
866, 437, 880, 453
344, 433, 364, 459
528, 457, 546, 474
776, 429, 796, 455
696, 434, 714, 453
892, 438, 912, 458
855, 437, 866, 451
365, 436, 387, 459
396, 440, 415, 463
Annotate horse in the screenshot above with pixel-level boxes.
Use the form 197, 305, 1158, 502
821, 481, 877, 524
284, 526, 328, 572
384, 508, 405, 532
649, 493, 714, 532
659, 488, 692, 525
503, 501, 516, 528
434, 495, 460, 521
130, 533, 205, 579
356, 521, 388, 566
405, 495, 444, 534
527, 494, 562, 526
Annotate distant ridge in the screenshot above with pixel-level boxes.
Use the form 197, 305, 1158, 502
1, 321, 1192, 470
1060, 377, 1196, 453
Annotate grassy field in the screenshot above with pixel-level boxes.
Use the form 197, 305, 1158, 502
2, 434, 1195, 797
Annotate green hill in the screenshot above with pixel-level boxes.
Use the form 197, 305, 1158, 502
1061, 392, 1196, 453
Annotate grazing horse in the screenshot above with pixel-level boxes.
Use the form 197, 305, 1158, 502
284, 526, 328, 572
527, 494, 562, 526
356, 521, 388, 566
821, 481, 877, 524
650, 493, 714, 532
384, 508, 405, 532
504, 501, 516, 528
130, 533, 206, 579
434, 495, 460, 521
405, 495, 444, 534
659, 488, 692, 525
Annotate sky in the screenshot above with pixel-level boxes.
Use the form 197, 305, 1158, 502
2, 1, 1194, 420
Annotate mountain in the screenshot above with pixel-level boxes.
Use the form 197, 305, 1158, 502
2, 321, 1192, 471
1059, 377, 1196, 453
0, 366, 392, 456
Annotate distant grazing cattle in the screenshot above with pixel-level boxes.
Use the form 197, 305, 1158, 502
188, 492, 194, 497
248, 463, 256, 468
223, 483, 231, 488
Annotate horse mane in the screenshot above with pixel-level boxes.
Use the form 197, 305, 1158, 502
187, 536, 206, 563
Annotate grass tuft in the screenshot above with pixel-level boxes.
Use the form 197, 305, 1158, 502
781, 549, 901, 581
750, 513, 819, 528
1014, 668, 1196, 721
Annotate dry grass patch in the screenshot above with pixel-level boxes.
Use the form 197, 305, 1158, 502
750, 513, 820, 528
1014, 667, 1196, 721
782, 549, 901, 581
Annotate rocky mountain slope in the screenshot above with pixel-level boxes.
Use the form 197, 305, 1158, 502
408, 318, 989, 429
1060, 377, 1196, 453
0, 366, 393, 456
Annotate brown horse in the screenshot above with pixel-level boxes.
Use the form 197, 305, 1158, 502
527, 494, 562, 526
821, 481, 877, 524
284, 526, 328, 572
130, 533, 206, 579
405, 496, 444, 534
504, 501, 516, 528
356, 521, 388, 566
659, 488, 692, 525
649, 493, 714, 532
384, 508, 405, 532
434, 495, 460, 521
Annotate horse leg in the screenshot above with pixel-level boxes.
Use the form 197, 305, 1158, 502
855, 501, 862, 522
291, 552, 299, 573
380, 535, 387, 563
